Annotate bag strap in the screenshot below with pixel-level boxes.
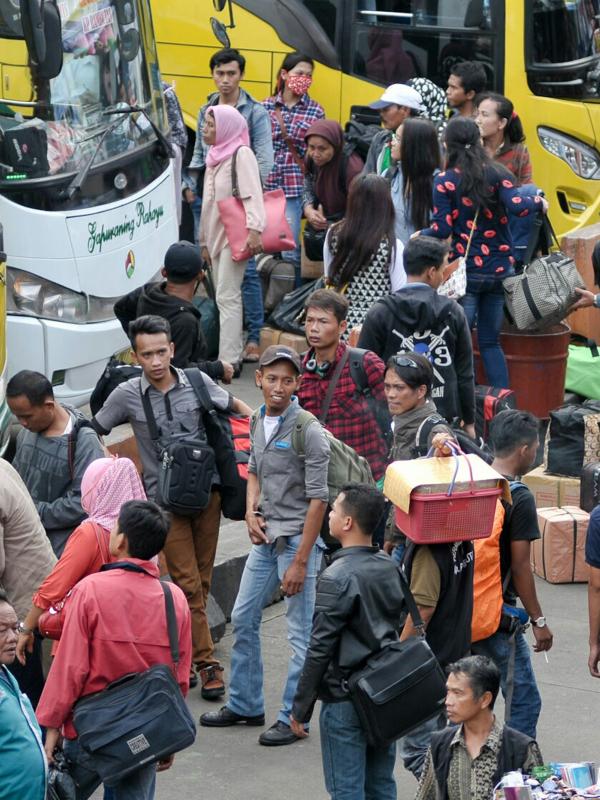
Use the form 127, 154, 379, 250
347, 347, 369, 395
230, 148, 241, 198
318, 348, 350, 425
396, 566, 426, 635
412, 413, 446, 458
520, 275, 543, 322
274, 107, 306, 175
100, 561, 180, 669
463, 209, 479, 262
92, 522, 111, 565
139, 383, 161, 443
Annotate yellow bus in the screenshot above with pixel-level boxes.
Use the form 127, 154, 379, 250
152, 0, 600, 238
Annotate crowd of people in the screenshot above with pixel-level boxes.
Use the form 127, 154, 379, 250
1, 44, 599, 800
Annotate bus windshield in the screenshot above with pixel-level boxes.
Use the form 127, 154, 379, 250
0, 0, 165, 181
527, 0, 600, 100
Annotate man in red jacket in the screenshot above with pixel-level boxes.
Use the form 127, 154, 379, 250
36, 500, 191, 800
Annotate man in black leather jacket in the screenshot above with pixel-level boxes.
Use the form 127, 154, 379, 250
290, 483, 404, 799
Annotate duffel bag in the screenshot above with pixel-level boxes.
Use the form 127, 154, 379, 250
565, 339, 600, 402
546, 400, 600, 477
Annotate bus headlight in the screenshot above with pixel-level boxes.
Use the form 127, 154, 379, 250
7, 268, 120, 323
537, 127, 600, 179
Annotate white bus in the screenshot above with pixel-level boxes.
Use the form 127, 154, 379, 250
0, 0, 177, 407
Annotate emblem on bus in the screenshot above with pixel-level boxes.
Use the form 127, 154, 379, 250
125, 250, 135, 279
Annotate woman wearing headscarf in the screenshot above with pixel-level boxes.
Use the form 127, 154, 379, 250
199, 105, 265, 370
15, 457, 146, 664
302, 119, 364, 244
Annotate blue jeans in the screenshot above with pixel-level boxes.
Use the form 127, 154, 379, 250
471, 629, 541, 739
191, 195, 202, 245
320, 700, 397, 800
397, 711, 446, 778
391, 544, 405, 566
63, 738, 156, 800
227, 535, 323, 725
461, 277, 509, 388
282, 195, 303, 286
242, 257, 264, 344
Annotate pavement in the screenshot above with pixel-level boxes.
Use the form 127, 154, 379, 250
102, 366, 600, 798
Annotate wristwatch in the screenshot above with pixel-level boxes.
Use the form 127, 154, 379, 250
530, 616, 547, 628
593, 294, 600, 308
17, 622, 33, 636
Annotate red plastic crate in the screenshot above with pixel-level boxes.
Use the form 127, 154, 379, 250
395, 487, 502, 544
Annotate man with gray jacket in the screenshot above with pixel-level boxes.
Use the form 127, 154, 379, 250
201, 345, 330, 746
7, 370, 105, 558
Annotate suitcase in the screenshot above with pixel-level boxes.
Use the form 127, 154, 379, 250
581, 462, 600, 513
532, 506, 590, 583
475, 385, 516, 441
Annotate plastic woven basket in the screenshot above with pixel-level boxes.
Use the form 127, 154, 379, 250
395, 487, 502, 544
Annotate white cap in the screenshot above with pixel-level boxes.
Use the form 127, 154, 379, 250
369, 83, 425, 112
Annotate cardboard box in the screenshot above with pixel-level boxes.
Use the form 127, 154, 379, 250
279, 331, 307, 355
301, 242, 324, 280
532, 506, 590, 583
258, 326, 282, 354
561, 223, 600, 342
522, 465, 581, 508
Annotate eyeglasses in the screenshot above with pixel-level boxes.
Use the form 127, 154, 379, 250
391, 355, 419, 369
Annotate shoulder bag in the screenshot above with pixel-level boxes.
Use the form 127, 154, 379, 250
38, 523, 111, 640
503, 217, 585, 332
217, 148, 296, 262
438, 209, 479, 300
274, 106, 306, 175
140, 380, 215, 516
344, 568, 447, 748
72, 563, 196, 786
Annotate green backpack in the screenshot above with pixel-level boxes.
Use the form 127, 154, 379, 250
291, 409, 375, 503
250, 408, 375, 503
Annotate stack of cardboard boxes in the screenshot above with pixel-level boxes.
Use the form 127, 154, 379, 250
522, 466, 590, 584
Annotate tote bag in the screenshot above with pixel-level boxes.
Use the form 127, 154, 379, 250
217, 149, 296, 262
438, 210, 479, 300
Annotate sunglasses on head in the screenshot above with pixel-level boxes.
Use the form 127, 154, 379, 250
392, 355, 419, 369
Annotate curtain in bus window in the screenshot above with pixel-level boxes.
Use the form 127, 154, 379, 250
532, 0, 600, 63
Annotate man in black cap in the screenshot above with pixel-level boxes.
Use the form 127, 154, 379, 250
201, 345, 330, 747
114, 241, 234, 382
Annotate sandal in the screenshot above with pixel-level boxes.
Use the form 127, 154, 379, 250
243, 342, 260, 363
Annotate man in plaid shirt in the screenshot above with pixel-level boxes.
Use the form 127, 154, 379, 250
298, 290, 388, 482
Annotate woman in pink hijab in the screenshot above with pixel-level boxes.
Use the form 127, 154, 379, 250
16, 457, 146, 663
199, 105, 266, 371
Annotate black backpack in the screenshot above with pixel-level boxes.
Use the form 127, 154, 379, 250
66, 417, 96, 478
90, 357, 142, 416
343, 120, 382, 162
347, 348, 391, 441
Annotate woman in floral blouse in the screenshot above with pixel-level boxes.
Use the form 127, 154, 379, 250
421, 117, 547, 389
263, 52, 324, 285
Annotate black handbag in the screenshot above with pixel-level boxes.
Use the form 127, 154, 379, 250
344, 569, 447, 748
140, 377, 215, 515
73, 564, 196, 786
303, 223, 328, 262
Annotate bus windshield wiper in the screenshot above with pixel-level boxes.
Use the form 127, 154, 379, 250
62, 104, 171, 199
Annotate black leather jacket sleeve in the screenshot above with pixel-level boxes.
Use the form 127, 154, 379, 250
292, 573, 355, 724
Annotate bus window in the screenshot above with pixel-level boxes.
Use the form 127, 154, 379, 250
527, 0, 600, 100
297, 0, 340, 46
356, 1, 493, 29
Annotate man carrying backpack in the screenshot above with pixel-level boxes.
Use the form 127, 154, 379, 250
91, 315, 252, 701
358, 236, 475, 432
472, 410, 553, 739
298, 289, 388, 483
114, 241, 233, 383
7, 370, 105, 558
200, 345, 330, 746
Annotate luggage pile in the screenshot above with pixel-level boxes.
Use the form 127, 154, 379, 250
521, 400, 600, 584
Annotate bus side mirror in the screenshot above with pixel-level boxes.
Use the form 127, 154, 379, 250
212, 0, 227, 10
210, 17, 230, 48
19, 0, 63, 80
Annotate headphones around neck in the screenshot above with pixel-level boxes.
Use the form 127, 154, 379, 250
305, 354, 331, 378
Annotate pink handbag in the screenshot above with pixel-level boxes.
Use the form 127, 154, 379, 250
217, 149, 296, 262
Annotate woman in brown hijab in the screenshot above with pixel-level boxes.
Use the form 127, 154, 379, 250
302, 120, 364, 234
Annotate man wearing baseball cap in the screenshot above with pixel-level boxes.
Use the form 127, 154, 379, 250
114, 240, 234, 383
363, 83, 425, 175
201, 345, 330, 747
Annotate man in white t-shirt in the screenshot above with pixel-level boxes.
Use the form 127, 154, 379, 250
201, 345, 330, 747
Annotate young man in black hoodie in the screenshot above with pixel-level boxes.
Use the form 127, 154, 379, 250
358, 236, 475, 432
114, 241, 234, 383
